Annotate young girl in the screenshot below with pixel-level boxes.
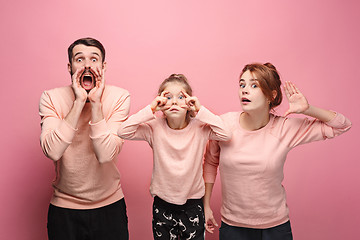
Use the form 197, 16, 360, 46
203, 63, 351, 240
117, 74, 231, 240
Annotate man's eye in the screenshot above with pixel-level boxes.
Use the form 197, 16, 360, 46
166, 96, 171, 100
91, 58, 97, 62
179, 95, 184, 99
76, 58, 83, 62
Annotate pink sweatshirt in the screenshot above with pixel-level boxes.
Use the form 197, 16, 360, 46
204, 112, 351, 228
39, 85, 130, 209
117, 105, 231, 205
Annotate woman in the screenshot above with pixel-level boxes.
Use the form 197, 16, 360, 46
203, 63, 351, 240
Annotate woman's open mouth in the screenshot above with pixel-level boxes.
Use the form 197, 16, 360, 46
241, 97, 251, 103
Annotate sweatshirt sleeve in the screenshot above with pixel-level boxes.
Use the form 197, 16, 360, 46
203, 140, 220, 183
117, 105, 155, 143
195, 106, 232, 141
39, 91, 77, 161
279, 112, 352, 148
89, 92, 130, 163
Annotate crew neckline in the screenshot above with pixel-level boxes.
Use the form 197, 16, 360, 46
237, 112, 274, 133
162, 117, 193, 132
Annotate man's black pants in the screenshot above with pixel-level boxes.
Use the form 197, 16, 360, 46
47, 198, 129, 240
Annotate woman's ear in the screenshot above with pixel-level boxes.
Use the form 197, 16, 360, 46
272, 90, 277, 100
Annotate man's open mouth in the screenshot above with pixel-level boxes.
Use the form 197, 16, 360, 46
80, 71, 95, 92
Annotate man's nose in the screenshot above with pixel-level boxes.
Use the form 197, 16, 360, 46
84, 59, 93, 67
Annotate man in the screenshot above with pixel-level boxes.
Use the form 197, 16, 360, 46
39, 37, 130, 240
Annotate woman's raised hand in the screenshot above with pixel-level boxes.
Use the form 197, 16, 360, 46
284, 81, 309, 117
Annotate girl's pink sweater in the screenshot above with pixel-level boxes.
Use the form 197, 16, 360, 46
118, 105, 231, 205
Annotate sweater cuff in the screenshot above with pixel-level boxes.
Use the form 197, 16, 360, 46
59, 120, 77, 143
324, 112, 345, 127
145, 105, 155, 116
194, 106, 209, 120
203, 171, 217, 183
141, 105, 157, 121
89, 119, 109, 138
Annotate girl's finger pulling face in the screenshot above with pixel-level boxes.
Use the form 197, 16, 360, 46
163, 84, 187, 107
162, 83, 189, 115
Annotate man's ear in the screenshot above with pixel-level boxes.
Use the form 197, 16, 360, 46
102, 61, 107, 72
67, 63, 72, 75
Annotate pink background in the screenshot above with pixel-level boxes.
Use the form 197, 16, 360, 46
0, 0, 359, 239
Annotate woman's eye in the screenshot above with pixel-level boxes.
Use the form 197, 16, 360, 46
239, 84, 245, 88
251, 84, 257, 88
179, 95, 184, 99
166, 96, 171, 100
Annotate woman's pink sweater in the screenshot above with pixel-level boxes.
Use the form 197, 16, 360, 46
204, 112, 351, 228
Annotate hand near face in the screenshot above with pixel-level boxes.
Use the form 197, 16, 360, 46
182, 91, 201, 112
88, 67, 105, 103
284, 81, 309, 117
71, 67, 88, 102
150, 91, 169, 113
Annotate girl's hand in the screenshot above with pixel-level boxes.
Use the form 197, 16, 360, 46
284, 81, 309, 117
150, 91, 169, 113
182, 91, 201, 112
204, 206, 218, 234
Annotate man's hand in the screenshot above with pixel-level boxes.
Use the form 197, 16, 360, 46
88, 67, 105, 104
71, 67, 87, 103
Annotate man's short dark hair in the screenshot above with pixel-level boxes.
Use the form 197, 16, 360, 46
68, 37, 106, 64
